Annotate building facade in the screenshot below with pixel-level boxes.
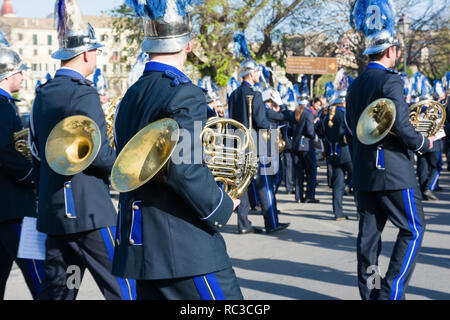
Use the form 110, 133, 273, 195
0, 1, 133, 110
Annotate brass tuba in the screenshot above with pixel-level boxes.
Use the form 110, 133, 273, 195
14, 128, 32, 161
45, 115, 101, 175
201, 117, 258, 199
408, 99, 446, 137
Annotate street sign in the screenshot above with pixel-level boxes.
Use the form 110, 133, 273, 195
286, 56, 338, 75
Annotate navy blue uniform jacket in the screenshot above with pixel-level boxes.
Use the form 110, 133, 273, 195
112, 62, 234, 280
345, 63, 430, 192
30, 69, 117, 235
0, 91, 36, 223
228, 82, 271, 131
291, 109, 315, 152
324, 107, 352, 166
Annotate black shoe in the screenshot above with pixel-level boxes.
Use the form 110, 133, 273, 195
305, 198, 320, 203
423, 189, 438, 201
266, 223, 290, 234
238, 227, 263, 234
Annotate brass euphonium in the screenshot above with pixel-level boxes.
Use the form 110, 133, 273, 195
14, 128, 32, 161
408, 99, 446, 137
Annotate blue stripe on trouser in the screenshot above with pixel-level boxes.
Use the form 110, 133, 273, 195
389, 189, 423, 300
64, 181, 76, 218
251, 181, 259, 207
430, 172, 439, 191
100, 227, 137, 300
12, 222, 43, 296
193, 273, 226, 300
261, 156, 278, 229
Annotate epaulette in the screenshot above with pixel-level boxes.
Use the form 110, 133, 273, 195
35, 79, 51, 94
386, 68, 406, 77
164, 70, 192, 87
72, 78, 94, 87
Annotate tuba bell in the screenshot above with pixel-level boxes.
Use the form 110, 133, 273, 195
14, 128, 32, 161
201, 117, 258, 199
45, 115, 101, 175
408, 99, 446, 137
356, 98, 396, 145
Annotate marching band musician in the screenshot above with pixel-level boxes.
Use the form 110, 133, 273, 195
228, 60, 290, 234
416, 79, 441, 201
346, 0, 435, 300
0, 31, 43, 300
111, 0, 242, 300
291, 96, 316, 203
29, 0, 135, 300
262, 88, 291, 194
323, 92, 353, 221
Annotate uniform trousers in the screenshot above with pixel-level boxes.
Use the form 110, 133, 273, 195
282, 151, 294, 193
237, 159, 280, 232
0, 219, 44, 300
331, 161, 353, 218
38, 228, 136, 300
417, 151, 440, 192
293, 150, 316, 201
136, 267, 243, 300
356, 187, 425, 300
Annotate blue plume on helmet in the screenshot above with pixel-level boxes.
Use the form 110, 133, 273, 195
350, 0, 396, 37
56, 0, 68, 35
443, 72, 450, 91
233, 32, 251, 60
293, 83, 300, 96
226, 76, 240, 99
93, 68, 107, 95
0, 29, 10, 48
324, 81, 335, 102
128, 52, 149, 87
420, 76, 432, 99
286, 88, 296, 103
433, 80, 444, 98
46, 73, 52, 81
125, 0, 201, 19
299, 75, 309, 97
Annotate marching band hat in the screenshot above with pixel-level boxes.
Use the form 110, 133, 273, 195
52, 0, 104, 60
350, 0, 400, 55
0, 29, 28, 81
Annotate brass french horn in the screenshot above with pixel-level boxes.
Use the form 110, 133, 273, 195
45, 115, 101, 176
110, 118, 180, 192
103, 95, 123, 148
357, 98, 446, 146
14, 128, 32, 161
408, 99, 446, 137
356, 98, 396, 145
201, 117, 258, 199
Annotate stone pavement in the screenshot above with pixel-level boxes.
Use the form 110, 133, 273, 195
5, 167, 450, 300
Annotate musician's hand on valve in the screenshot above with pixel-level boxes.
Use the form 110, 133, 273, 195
232, 199, 241, 210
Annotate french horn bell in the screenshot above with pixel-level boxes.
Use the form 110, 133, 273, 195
45, 115, 101, 176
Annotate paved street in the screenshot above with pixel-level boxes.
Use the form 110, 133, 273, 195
5, 166, 450, 300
